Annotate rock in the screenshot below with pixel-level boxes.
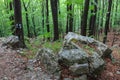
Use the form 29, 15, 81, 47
90, 52, 105, 74
64, 32, 112, 58
69, 63, 89, 75
2, 35, 19, 48
64, 32, 95, 44
63, 78, 73, 80
111, 44, 119, 50
27, 59, 35, 70
74, 75, 87, 80
116, 69, 120, 75
2, 77, 8, 80
58, 48, 89, 67
58, 32, 110, 77
34, 48, 59, 74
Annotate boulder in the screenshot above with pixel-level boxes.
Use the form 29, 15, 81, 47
89, 52, 105, 74
69, 63, 89, 75
58, 32, 112, 78
2, 35, 19, 48
58, 48, 89, 67
34, 48, 59, 74
74, 75, 87, 80
64, 32, 112, 58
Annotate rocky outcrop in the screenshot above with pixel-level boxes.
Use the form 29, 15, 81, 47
2, 35, 19, 49
30, 32, 112, 80
58, 32, 112, 79
64, 32, 112, 58
33, 48, 59, 75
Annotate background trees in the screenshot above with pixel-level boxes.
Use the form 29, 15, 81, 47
0, 0, 120, 44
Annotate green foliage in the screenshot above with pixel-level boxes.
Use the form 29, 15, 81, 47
65, 0, 83, 5
43, 41, 62, 53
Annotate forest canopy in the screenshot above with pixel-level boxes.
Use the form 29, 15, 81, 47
0, 0, 120, 45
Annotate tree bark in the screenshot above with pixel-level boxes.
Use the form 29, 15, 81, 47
81, 0, 90, 36
46, 0, 50, 40
9, 1, 15, 35
22, 0, 31, 38
66, 3, 74, 33
50, 0, 59, 41
103, 0, 112, 43
31, 10, 37, 37
89, 0, 97, 37
13, 0, 26, 48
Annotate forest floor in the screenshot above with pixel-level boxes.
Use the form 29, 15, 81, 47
98, 31, 120, 80
0, 31, 120, 80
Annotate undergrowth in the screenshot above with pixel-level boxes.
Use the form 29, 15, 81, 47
20, 37, 62, 59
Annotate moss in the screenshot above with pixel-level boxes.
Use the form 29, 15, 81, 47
83, 45, 95, 55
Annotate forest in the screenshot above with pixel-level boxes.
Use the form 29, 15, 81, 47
0, 0, 120, 80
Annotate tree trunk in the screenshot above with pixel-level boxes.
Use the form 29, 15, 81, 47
46, 0, 50, 40
9, 1, 15, 35
32, 11, 37, 37
22, 0, 31, 38
66, 3, 74, 33
81, 0, 90, 36
103, 0, 112, 43
68, 4, 74, 32
89, 0, 97, 37
50, 0, 59, 41
13, 0, 26, 48
42, 1, 45, 36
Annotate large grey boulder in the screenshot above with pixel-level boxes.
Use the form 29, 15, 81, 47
69, 63, 89, 75
64, 32, 112, 58
58, 32, 112, 78
89, 52, 105, 73
34, 48, 59, 74
58, 48, 89, 67
2, 35, 19, 48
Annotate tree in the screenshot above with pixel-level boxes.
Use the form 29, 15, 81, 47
103, 0, 112, 43
81, 0, 90, 36
42, 0, 45, 37
89, 0, 97, 37
9, 1, 14, 35
66, 1, 74, 33
31, 8, 37, 37
13, 0, 26, 48
22, 0, 31, 38
46, 0, 50, 40
50, 0, 59, 41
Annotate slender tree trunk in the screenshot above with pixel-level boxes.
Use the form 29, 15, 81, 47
89, 0, 97, 37
50, 0, 59, 41
13, 0, 26, 48
66, 14, 69, 33
32, 11, 37, 37
66, 3, 69, 33
42, 1, 45, 36
46, 0, 50, 40
81, 0, 90, 36
103, 0, 112, 43
22, 0, 31, 38
68, 4, 74, 32
9, 1, 15, 35
66, 3, 74, 33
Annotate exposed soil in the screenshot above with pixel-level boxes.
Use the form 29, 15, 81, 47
98, 31, 120, 80
0, 31, 120, 80
0, 40, 53, 80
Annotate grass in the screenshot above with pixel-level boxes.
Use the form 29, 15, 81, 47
20, 37, 62, 59
42, 41, 62, 53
